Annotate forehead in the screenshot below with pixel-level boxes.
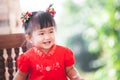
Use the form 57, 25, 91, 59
34, 26, 55, 32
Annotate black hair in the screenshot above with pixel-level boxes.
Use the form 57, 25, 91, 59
23, 11, 56, 35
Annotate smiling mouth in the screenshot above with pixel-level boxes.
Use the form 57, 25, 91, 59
43, 41, 51, 45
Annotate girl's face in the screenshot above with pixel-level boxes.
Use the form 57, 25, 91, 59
31, 26, 55, 52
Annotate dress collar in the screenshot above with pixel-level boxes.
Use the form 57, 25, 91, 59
33, 44, 56, 57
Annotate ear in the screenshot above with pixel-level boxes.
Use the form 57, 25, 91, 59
25, 34, 31, 41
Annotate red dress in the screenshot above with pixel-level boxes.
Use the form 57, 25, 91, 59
17, 44, 75, 80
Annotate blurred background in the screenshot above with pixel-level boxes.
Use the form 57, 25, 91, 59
0, 0, 120, 80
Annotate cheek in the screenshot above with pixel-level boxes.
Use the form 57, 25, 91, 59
52, 37, 56, 43
32, 37, 42, 44
51, 35, 55, 40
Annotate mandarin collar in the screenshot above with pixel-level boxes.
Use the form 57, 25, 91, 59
33, 44, 56, 57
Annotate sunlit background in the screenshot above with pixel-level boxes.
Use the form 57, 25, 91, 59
0, 0, 120, 80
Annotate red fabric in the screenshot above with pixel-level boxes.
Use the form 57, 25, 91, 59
17, 44, 75, 80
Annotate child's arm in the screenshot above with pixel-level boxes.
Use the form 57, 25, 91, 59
13, 70, 27, 80
66, 65, 84, 80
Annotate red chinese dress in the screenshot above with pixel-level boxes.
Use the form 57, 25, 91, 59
17, 44, 75, 80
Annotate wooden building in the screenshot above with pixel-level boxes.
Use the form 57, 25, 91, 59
0, 0, 24, 34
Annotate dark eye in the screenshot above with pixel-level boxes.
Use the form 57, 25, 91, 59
50, 31, 53, 33
39, 33, 44, 35
50, 30, 54, 33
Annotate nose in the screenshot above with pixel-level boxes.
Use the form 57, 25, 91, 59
44, 34, 50, 39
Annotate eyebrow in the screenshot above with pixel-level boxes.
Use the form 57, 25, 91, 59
38, 27, 54, 32
49, 28, 54, 31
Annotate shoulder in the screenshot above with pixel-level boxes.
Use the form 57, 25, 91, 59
56, 44, 73, 53
56, 44, 68, 49
56, 45, 75, 66
18, 47, 34, 59
23, 47, 34, 55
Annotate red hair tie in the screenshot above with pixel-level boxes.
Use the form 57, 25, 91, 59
46, 4, 56, 17
20, 11, 32, 23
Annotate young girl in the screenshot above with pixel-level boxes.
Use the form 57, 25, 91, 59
13, 5, 84, 80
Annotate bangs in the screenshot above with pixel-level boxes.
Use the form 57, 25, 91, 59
37, 12, 55, 29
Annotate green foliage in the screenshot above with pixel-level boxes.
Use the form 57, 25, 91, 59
60, 0, 120, 79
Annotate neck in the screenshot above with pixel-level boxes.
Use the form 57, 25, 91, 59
41, 49, 49, 53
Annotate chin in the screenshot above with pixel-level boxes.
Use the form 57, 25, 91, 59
43, 43, 54, 50
44, 45, 52, 50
